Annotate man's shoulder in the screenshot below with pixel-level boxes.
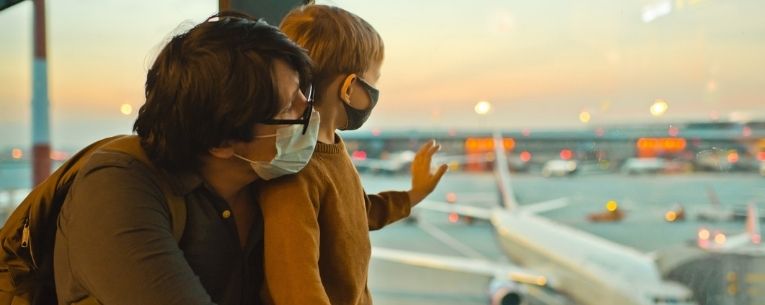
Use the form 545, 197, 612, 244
79, 150, 146, 177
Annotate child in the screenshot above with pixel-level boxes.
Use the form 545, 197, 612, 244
258, 4, 448, 305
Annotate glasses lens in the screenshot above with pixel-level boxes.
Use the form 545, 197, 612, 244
258, 84, 314, 131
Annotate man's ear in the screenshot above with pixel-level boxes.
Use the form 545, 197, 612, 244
339, 74, 357, 104
209, 144, 235, 159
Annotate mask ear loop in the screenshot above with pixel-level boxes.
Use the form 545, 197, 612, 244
253, 133, 278, 138
340, 74, 357, 129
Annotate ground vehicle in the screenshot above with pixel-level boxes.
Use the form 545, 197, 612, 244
621, 158, 665, 175
541, 160, 577, 177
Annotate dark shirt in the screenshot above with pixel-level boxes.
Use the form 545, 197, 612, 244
54, 151, 264, 305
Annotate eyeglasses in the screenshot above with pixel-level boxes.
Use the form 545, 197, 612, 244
259, 85, 314, 135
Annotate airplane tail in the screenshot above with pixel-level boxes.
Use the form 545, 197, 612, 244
492, 131, 519, 211
746, 203, 761, 244
706, 185, 721, 208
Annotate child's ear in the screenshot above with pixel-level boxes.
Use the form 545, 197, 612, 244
339, 74, 357, 104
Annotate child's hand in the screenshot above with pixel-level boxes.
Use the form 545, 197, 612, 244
408, 140, 448, 205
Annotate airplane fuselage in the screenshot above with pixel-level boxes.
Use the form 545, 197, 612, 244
490, 210, 693, 305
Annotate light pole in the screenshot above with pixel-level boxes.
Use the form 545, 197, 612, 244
32, 0, 51, 186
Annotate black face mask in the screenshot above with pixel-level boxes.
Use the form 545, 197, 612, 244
341, 77, 379, 130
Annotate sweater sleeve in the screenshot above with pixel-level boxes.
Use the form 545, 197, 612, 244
365, 190, 412, 231
258, 171, 331, 305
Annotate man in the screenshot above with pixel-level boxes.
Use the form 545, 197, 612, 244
53, 12, 316, 305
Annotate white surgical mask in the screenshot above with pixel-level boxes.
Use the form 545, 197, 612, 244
234, 110, 320, 180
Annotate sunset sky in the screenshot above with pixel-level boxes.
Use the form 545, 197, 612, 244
1, 0, 763, 148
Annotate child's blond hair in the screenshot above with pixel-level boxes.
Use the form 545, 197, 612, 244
280, 5, 384, 102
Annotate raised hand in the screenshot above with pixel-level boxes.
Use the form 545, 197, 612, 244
408, 140, 449, 206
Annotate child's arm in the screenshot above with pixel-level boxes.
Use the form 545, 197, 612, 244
259, 173, 331, 305
365, 190, 411, 230
366, 140, 448, 230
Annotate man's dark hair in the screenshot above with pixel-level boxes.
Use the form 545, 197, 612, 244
134, 12, 311, 171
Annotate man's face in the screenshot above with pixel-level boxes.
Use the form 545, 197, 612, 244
235, 59, 310, 162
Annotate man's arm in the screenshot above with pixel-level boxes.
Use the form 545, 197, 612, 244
259, 173, 331, 305
59, 164, 214, 305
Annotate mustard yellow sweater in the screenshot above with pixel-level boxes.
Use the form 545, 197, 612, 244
259, 135, 411, 305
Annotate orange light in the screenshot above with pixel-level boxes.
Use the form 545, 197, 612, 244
668, 126, 680, 137
665, 211, 677, 222
448, 212, 460, 223
446, 192, 458, 204
503, 138, 516, 151
636, 138, 687, 157
49, 150, 69, 161
714, 233, 727, 245
351, 150, 367, 160
758, 152, 765, 161
465, 137, 515, 153
11, 148, 23, 159
727, 151, 739, 163
560, 149, 573, 160
698, 229, 711, 240
371, 128, 382, 137
742, 127, 752, 137
519, 151, 532, 162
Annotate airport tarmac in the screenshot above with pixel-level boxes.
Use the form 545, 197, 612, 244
363, 172, 765, 305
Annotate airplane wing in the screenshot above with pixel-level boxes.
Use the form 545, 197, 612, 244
372, 247, 554, 287
519, 197, 570, 215
415, 197, 569, 220
416, 200, 493, 220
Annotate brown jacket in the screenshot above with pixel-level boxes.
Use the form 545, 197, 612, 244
259, 136, 411, 305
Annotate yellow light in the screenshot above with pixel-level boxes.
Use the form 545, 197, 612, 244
509, 273, 548, 287
11, 148, 23, 159
535, 277, 547, 286
714, 233, 727, 245
698, 229, 710, 240
606, 200, 618, 212
665, 211, 677, 222
650, 99, 669, 117
474, 101, 492, 115
579, 111, 591, 123
447, 161, 460, 171
120, 104, 133, 116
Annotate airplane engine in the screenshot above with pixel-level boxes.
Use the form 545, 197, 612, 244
489, 279, 527, 305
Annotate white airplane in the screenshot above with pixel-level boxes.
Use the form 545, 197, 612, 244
352, 150, 416, 174
372, 132, 699, 305
693, 186, 764, 222
696, 202, 762, 251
